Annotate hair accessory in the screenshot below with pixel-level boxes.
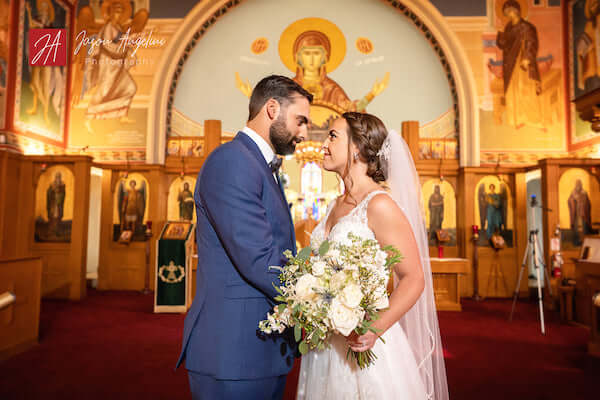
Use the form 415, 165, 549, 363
377, 135, 392, 161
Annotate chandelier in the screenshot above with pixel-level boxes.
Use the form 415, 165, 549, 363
294, 140, 324, 164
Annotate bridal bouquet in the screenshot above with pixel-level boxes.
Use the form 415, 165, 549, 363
259, 232, 402, 369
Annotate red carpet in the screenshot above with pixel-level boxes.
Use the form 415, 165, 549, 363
0, 290, 596, 399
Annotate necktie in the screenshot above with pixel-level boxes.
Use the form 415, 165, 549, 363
269, 156, 282, 173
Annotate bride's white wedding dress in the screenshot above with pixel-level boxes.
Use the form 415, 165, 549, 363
296, 190, 427, 400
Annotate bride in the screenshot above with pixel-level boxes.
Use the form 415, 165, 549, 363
296, 112, 448, 399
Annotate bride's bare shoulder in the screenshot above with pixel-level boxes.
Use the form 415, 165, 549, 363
367, 193, 410, 230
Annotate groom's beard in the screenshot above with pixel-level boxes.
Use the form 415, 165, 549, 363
270, 115, 297, 156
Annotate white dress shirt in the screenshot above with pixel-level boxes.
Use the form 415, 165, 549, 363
242, 126, 278, 182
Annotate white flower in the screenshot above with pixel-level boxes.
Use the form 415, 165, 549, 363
329, 298, 362, 336
267, 313, 286, 333
344, 263, 359, 271
372, 286, 389, 309
312, 260, 327, 276
330, 271, 347, 292
295, 274, 319, 301
276, 305, 291, 325
340, 283, 363, 308
375, 250, 388, 266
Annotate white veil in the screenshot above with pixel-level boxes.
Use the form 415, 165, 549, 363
380, 130, 449, 400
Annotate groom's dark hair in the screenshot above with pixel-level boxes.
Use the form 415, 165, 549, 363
248, 75, 313, 121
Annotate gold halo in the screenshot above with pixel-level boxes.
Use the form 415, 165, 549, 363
36, 0, 55, 24
496, 0, 528, 24
279, 17, 346, 73
101, 0, 132, 25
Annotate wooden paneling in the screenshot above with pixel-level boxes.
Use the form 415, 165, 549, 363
97, 166, 167, 291
0, 257, 42, 361
0, 151, 23, 259
574, 261, 600, 326
0, 152, 92, 300
23, 156, 92, 300
431, 258, 470, 311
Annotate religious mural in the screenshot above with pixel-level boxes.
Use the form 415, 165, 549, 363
570, 0, 600, 146
69, 0, 159, 161
475, 175, 513, 247
0, 0, 10, 130
15, 0, 70, 143
421, 179, 457, 247
72, 0, 148, 131
113, 172, 148, 241
559, 168, 599, 248
480, 0, 565, 156
34, 165, 74, 242
167, 176, 196, 223
236, 17, 389, 137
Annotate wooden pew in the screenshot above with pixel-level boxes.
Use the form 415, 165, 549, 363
0, 257, 43, 360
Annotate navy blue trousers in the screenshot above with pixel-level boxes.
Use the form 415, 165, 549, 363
187, 371, 287, 400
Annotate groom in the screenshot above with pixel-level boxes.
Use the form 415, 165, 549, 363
176, 75, 312, 399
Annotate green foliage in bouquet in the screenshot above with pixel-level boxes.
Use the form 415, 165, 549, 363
260, 232, 403, 369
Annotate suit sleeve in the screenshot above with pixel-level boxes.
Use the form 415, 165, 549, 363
198, 149, 286, 299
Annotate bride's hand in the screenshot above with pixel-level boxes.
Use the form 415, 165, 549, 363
347, 330, 379, 353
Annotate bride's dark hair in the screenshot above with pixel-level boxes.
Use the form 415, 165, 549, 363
341, 111, 388, 188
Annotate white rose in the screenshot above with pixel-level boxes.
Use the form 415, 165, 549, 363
330, 271, 347, 292
329, 298, 362, 336
312, 260, 327, 276
340, 283, 363, 308
295, 274, 319, 301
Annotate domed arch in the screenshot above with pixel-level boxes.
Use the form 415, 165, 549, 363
147, 0, 479, 166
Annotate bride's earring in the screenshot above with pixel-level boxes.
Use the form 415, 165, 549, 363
353, 153, 358, 161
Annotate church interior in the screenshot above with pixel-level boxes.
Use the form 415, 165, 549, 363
1, 0, 600, 398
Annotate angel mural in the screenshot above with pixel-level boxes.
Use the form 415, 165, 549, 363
72, 0, 148, 133
116, 178, 146, 240
24, 0, 65, 127
236, 18, 389, 131
478, 181, 510, 245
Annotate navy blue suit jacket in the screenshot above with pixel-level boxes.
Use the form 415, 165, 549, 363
176, 132, 297, 380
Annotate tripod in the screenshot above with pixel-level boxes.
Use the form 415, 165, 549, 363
509, 195, 553, 335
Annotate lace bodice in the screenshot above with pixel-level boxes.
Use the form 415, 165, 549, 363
310, 190, 389, 251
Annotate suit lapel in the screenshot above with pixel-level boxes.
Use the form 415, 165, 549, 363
236, 132, 294, 227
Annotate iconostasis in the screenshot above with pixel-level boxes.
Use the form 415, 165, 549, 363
2, 0, 600, 301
